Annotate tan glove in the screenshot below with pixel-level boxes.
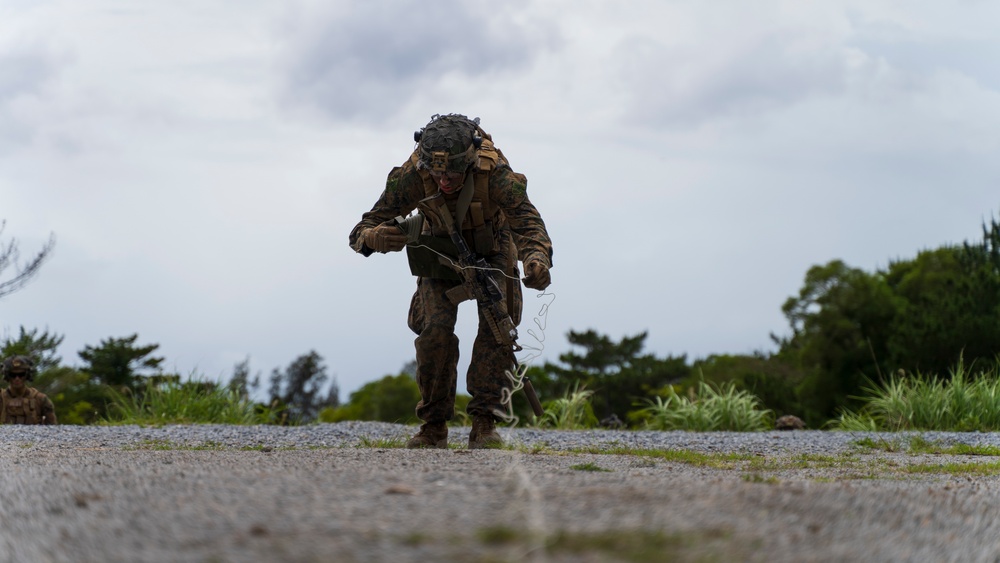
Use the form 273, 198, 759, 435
362, 224, 408, 253
522, 261, 551, 290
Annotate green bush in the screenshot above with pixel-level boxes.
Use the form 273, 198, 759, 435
832, 358, 1000, 431
537, 385, 598, 430
637, 380, 773, 431
104, 379, 266, 425
688, 354, 805, 421
319, 373, 421, 424
33, 366, 108, 424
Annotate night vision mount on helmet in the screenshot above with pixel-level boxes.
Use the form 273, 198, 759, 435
414, 114, 484, 175
2, 355, 36, 380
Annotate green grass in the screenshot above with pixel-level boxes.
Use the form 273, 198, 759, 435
948, 443, 1000, 456
853, 435, 1000, 456
904, 461, 1000, 476
637, 380, 773, 432
570, 462, 612, 472
546, 529, 732, 563
121, 439, 300, 451
239, 444, 296, 452
103, 379, 269, 425
537, 384, 599, 430
356, 436, 408, 449
476, 526, 524, 545
123, 438, 228, 451
569, 444, 755, 469
834, 358, 1000, 431
742, 473, 780, 484
473, 526, 732, 562
748, 452, 860, 471
562, 443, 990, 479
852, 435, 908, 452
113, 431, 1000, 483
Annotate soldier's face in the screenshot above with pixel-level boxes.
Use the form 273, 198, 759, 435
431, 170, 464, 194
7, 373, 26, 389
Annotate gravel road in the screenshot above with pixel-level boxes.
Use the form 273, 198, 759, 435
3, 422, 1000, 562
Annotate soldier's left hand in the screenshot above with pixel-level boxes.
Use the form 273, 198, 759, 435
522, 261, 551, 290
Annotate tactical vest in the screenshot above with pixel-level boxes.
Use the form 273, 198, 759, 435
402, 133, 524, 325
409, 135, 508, 256
1, 387, 43, 425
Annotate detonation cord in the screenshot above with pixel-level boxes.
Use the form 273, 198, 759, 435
406, 242, 555, 428
496, 291, 554, 428
409, 242, 553, 560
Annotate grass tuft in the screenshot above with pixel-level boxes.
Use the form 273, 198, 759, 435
834, 358, 1000, 431
742, 473, 780, 484
638, 380, 773, 431
570, 462, 612, 472
356, 436, 407, 449
537, 384, 598, 430
103, 379, 268, 425
123, 438, 228, 451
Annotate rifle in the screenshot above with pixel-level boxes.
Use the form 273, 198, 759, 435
402, 193, 545, 418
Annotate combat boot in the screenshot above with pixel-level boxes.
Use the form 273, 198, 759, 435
406, 421, 449, 449
468, 415, 503, 449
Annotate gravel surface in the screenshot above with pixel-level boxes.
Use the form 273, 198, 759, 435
3, 422, 1000, 562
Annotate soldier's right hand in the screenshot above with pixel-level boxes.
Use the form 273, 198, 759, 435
522, 261, 551, 290
362, 224, 408, 253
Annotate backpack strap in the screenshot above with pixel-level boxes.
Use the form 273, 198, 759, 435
453, 172, 476, 230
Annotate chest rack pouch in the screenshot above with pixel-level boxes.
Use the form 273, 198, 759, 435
394, 212, 461, 281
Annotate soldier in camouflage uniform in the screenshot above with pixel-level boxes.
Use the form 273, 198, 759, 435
1, 355, 58, 425
349, 114, 553, 449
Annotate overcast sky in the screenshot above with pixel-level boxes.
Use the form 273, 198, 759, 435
2, 1, 998, 401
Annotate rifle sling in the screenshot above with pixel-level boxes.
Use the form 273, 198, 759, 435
427, 185, 518, 334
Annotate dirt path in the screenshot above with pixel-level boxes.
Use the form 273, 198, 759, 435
3, 441, 1000, 562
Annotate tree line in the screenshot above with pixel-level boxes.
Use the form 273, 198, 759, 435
513, 213, 1000, 428
0, 329, 342, 425
4, 213, 1000, 428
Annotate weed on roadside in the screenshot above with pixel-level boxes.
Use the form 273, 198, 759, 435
742, 473, 780, 484
853, 435, 1000, 457
570, 462, 612, 472
905, 461, 1000, 476
356, 436, 407, 449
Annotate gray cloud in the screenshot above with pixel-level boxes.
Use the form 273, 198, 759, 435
279, 1, 560, 122
0, 46, 61, 152
0, 51, 55, 103
615, 31, 859, 128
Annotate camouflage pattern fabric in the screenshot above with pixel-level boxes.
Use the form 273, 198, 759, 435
351, 142, 548, 424
349, 155, 552, 269
415, 114, 481, 174
0, 387, 58, 425
409, 273, 516, 422
406, 231, 521, 421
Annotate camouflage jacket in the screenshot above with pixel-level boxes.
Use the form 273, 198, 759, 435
0, 387, 58, 425
349, 148, 553, 269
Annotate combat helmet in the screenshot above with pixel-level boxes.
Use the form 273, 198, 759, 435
414, 114, 483, 175
2, 355, 36, 381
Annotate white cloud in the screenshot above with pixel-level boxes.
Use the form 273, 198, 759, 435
0, 39, 66, 154
277, 0, 561, 124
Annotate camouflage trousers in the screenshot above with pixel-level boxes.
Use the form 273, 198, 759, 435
407, 258, 522, 423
